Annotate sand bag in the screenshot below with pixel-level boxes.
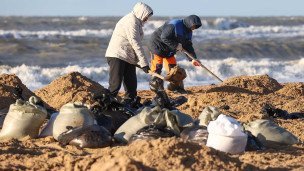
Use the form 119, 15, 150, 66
198, 106, 221, 126
0, 97, 47, 140
39, 112, 59, 137
114, 106, 193, 143
53, 102, 95, 140
114, 107, 161, 143
165, 66, 187, 84
58, 125, 112, 148
243, 119, 299, 145
206, 114, 248, 154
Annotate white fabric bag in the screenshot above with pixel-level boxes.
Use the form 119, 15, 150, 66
52, 102, 95, 140
206, 114, 247, 154
0, 97, 47, 139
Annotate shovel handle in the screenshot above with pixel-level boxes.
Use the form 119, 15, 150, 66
136, 64, 168, 81
183, 50, 223, 82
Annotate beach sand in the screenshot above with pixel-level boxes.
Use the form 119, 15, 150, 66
0, 72, 303, 170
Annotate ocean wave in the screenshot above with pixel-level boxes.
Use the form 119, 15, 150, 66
143, 20, 166, 35
0, 29, 113, 39
193, 24, 304, 40
144, 18, 246, 32
78, 16, 88, 21
1, 24, 304, 41
213, 18, 249, 30
1, 58, 303, 91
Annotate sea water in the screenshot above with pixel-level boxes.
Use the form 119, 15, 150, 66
1, 16, 304, 90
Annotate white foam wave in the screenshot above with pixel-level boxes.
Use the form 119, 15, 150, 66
0, 29, 113, 39
78, 16, 88, 21
213, 18, 249, 30
0, 65, 109, 90
2, 24, 304, 41
143, 20, 166, 35
1, 58, 303, 91
193, 24, 304, 40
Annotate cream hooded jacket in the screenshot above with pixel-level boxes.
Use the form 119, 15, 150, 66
105, 2, 153, 67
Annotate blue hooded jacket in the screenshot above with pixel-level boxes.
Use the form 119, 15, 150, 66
149, 15, 202, 59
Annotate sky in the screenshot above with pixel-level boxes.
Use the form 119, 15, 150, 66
1, 0, 304, 17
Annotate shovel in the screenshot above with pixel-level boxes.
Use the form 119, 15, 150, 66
182, 50, 223, 82
136, 65, 168, 81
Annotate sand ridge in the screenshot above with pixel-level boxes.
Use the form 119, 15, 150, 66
34, 72, 105, 111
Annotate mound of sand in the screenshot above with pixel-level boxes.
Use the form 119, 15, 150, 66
0, 74, 34, 112
276, 83, 304, 97
220, 74, 283, 94
35, 72, 105, 111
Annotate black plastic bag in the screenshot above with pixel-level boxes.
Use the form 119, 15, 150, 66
58, 125, 112, 148
129, 125, 176, 143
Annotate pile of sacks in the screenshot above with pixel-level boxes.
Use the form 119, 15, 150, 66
111, 104, 298, 155
192, 106, 299, 154
0, 97, 113, 148
0, 95, 300, 153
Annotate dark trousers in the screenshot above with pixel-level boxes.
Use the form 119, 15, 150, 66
107, 57, 137, 99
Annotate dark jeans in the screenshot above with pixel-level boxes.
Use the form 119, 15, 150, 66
107, 57, 137, 99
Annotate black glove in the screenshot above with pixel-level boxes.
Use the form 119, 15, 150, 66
142, 66, 150, 73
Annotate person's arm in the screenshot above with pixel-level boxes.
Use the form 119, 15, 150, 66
179, 34, 200, 66
125, 20, 149, 67
160, 25, 179, 51
182, 39, 197, 60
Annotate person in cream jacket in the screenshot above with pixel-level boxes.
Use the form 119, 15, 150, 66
105, 2, 153, 104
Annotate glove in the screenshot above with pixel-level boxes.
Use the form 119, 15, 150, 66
176, 43, 183, 51
192, 59, 201, 66
142, 66, 150, 73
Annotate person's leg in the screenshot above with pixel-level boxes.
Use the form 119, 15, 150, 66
163, 56, 177, 73
149, 54, 174, 108
150, 53, 165, 91
107, 57, 125, 97
150, 54, 164, 74
122, 62, 137, 99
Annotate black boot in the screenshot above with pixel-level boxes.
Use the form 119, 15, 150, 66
121, 96, 143, 109
154, 90, 172, 109
149, 76, 164, 93
149, 76, 172, 109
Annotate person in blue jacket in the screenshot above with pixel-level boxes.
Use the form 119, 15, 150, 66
149, 15, 202, 94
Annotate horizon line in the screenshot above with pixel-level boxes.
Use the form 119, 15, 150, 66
1, 15, 304, 18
